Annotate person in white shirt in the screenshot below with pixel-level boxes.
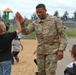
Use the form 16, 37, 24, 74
12, 35, 23, 64
64, 44, 76, 75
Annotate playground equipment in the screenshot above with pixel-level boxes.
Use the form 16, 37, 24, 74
3, 8, 13, 24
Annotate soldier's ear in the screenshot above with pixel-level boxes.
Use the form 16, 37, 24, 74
45, 9, 47, 12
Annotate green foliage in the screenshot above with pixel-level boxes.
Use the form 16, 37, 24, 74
66, 28, 76, 37
24, 19, 32, 26
8, 19, 36, 39
22, 32, 36, 39
8, 26, 17, 32
54, 10, 59, 18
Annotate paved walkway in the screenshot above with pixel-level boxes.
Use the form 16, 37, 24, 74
56, 38, 76, 75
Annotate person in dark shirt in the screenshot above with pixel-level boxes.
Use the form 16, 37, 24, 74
64, 44, 76, 75
0, 17, 22, 75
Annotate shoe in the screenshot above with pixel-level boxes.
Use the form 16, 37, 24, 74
12, 62, 14, 65
35, 72, 38, 75
34, 59, 37, 65
15, 58, 19, 63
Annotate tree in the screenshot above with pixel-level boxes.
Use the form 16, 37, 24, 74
61, 11, 69, 20
31, 13, 38, 20
53, 10, 59, 18
73, 11, 76, 19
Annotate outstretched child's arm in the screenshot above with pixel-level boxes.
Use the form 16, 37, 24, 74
15, 15, 22, 34
20, 43, 23, 51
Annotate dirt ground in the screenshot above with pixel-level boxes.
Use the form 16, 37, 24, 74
11, 39, 38, 75
11, 39, 71, 75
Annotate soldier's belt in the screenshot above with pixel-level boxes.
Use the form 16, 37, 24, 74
38, 41, 59, 47
37, 51, 57, 56
45, 51, 57, 56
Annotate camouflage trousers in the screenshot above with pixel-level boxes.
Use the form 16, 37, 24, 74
37, 53, 58, 75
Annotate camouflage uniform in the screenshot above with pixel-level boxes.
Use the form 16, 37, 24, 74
21, 14, 67, 75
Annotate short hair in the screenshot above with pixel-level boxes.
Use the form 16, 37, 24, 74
0, 20, 5, 28
71, 44, 76, 57
36, 3, 46, 9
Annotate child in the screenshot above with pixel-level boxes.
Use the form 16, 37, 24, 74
12, 35, 23, 64
0, 16, 22, 75
64, 44, 76, 75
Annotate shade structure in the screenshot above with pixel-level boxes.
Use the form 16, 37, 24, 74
3, 8, 13, 13
3, 8, 13, 24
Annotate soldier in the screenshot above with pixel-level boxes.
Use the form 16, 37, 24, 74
15, 3, 67, 75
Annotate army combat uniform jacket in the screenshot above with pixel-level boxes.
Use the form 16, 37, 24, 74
21, 14, 67, 55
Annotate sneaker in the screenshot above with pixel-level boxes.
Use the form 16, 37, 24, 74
15, 58, 19, 63
34, 59, 37, 65
35, 72, 38, 75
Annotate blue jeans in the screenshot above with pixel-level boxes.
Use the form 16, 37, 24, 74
0, 60, 12, 75
12, 51, 19, 64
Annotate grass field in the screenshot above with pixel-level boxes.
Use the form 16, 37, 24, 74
66, 28, 76, 37
9, 26, 76, 39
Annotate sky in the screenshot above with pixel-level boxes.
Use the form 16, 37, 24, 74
0, 0, 76, 19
